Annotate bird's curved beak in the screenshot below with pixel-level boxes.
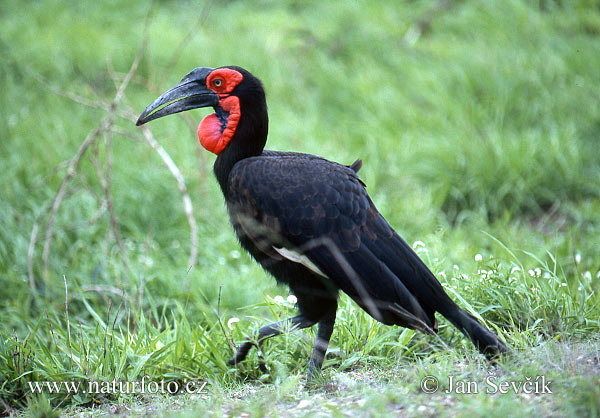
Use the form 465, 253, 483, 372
136, 67, 218, 126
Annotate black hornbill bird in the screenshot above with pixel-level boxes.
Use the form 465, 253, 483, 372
137, 66, 507, 378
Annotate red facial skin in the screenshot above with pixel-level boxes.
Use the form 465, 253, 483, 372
197, 68, 244, 155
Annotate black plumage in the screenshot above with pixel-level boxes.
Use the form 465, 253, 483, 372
136, 65, 507, 380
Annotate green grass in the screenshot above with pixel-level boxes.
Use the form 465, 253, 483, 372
1, 0, 599, 416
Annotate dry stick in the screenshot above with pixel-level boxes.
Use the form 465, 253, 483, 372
111, 296, 124, 350
41, 123, 108, 274
85, 200, 108, 227
0, 396, 13, 416
80, 285, 126, 299
32, 159, 72, 189
28, 192, 76, 290
103, 299, 113, 359
79, 321, 89, 376
38, 40, 146, 279
91, 131, 131, 274
44, 309, 59, 349
28, 36, 199, 289
137, 123, 199, 270
63, 275, 73, 369
216, 285, 236, 354
106, 66, 199, 271
12, 332, 20, 375
29, 68, 131, 125
402, 0, 454, 47
25, 69, 112, 113
27, 223, 39, 291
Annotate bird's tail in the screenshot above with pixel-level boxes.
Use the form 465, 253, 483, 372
441, 304, 508, 359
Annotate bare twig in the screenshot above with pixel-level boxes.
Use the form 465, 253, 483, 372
81, 285, 127, 299
216, 285, 236, 353
27, 223, 39, 291
42, 123, 107, 273
109, 125, 141, 141
36, 37, 146, 280
26, 10, 201, 289
25, 69, 112, 112
111, 296, 124, 348
64, 275, 73, 369
108, 60, 199, 271
103, 299, 112, 359
28, 68, 136, 124
0, 396, 13, 416
137, 123, 199, 269
402, 0, 454, 47
86, 200, 108, 226
44, 309, 58, 348
91, 131, 131, 274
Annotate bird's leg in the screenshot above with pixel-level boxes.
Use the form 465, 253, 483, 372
306, 307, 337, 382
228, 315, 317, 371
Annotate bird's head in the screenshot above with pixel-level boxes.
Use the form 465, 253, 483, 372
136, 66, 267, 155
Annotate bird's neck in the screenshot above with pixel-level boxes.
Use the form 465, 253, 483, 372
213, 104, 268, 196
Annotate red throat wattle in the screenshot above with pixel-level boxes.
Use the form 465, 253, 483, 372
197, 68, 244, 155
198, 96, 241, 155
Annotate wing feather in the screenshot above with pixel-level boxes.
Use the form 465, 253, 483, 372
227, 151, 444, 330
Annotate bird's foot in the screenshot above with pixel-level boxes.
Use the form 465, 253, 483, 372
258, 359, 268, 374
228, 341, 255, 366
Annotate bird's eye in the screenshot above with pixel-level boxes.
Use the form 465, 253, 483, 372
213, 79, 223, 87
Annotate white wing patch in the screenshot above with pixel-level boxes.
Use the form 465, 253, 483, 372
273, 246, 327, 278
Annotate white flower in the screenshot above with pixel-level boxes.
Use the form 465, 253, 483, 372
227, 317, 240, 329
142, 256, 154, 267
297, 399, 311, 409
412, 240, 425, 249
274, 295, 285, 304
575, 253, 582, 264
287, 295, 298, 304
534, 268, 542, 277
230, 250, 241, 259
474, 254, 483, 262
583, 271, 592, 281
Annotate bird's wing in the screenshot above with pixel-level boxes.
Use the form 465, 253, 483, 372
227, 153, 450, 332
